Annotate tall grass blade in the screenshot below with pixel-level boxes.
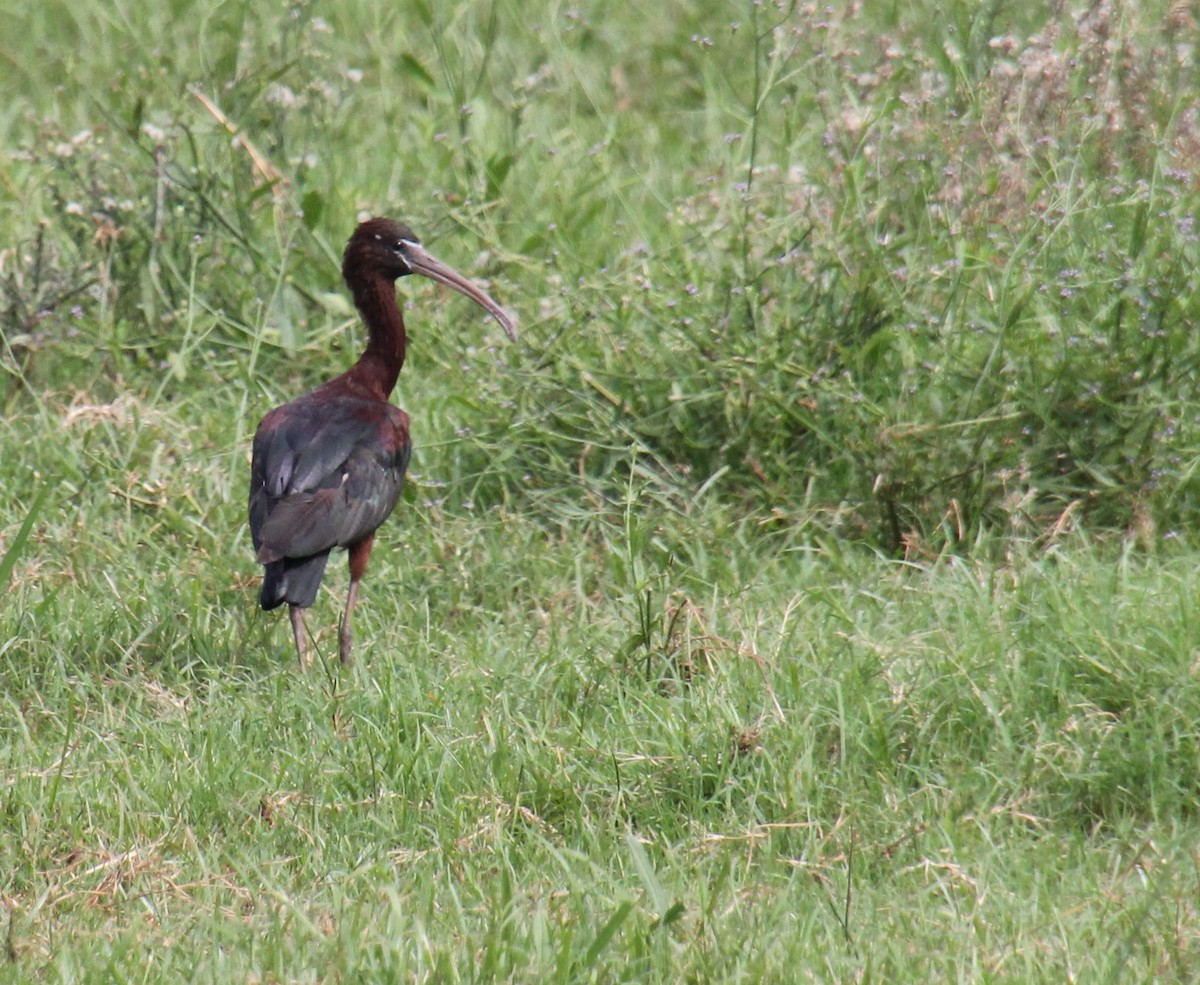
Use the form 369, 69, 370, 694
0, 485, 48, 588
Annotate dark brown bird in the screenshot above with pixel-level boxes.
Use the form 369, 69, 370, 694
249, 218, 516, 667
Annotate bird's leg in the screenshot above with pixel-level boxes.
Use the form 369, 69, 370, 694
340, 534, 375, 665
339, 579, 360, 665
289, 605, 311, 670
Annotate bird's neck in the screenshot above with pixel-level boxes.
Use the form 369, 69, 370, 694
346, 275, 406, 399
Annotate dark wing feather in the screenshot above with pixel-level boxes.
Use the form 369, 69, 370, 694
255, 444, 407, 560
249, 395, 410, 579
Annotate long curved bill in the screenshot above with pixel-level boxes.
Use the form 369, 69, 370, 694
404, 242, 518, 341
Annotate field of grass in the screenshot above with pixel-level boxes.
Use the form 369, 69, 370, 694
3, 0, 1200, 980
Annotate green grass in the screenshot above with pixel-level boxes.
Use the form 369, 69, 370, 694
3, 0, 1200, 980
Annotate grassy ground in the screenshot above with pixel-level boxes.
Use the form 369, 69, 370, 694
3, 0, 1200, 981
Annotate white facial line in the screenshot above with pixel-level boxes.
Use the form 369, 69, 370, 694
396, 238, 418, 272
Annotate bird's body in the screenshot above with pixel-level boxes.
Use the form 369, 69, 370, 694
248, 218, 515, 666
250, 388, 411, 609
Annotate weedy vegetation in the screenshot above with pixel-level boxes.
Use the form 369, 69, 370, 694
2, 0, 1200, 981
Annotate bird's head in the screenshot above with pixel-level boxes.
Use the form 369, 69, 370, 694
342, 217, 517, 341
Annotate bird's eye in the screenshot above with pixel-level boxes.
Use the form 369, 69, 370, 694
393, 240, 415, 271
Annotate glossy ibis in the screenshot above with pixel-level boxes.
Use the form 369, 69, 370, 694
249, 218, 516, 667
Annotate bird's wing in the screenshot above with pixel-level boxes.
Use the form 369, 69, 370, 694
249, 400, 411, 561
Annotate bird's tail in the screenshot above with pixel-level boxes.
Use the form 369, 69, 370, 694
260, 551, 332, 610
